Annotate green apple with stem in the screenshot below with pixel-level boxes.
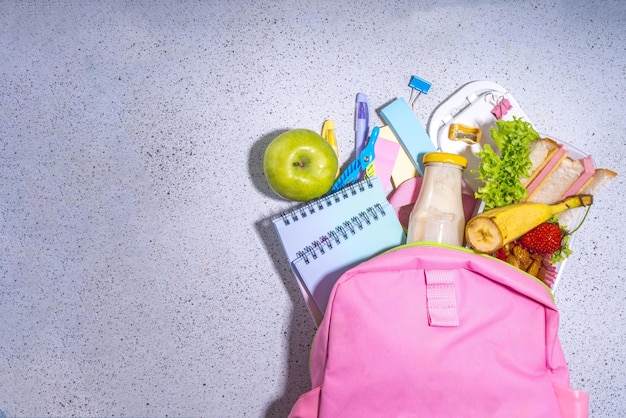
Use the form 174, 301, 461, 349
264, 129, 338, 201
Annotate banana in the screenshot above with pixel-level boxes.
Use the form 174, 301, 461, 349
465, 195, 593, 254
466, 218, 506, 254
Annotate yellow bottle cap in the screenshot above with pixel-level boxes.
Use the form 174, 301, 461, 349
422, 152, 467, 168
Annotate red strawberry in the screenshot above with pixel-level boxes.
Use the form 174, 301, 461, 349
520, 222, 563, 254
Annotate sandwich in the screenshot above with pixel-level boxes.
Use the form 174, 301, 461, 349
517, 138, 616, 229
525, 149, 595, 205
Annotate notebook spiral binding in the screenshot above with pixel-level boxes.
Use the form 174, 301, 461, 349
279, 177, 375, 226
295, 203, 387, 265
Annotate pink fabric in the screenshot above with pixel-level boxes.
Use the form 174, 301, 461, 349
288, 387, 320, 418
554, 383, 590, 418
289, 245, 588, 418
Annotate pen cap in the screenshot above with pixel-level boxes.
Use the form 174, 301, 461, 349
356, 93, 369, 120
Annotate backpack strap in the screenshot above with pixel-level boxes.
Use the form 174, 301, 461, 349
425, 269, 459, 327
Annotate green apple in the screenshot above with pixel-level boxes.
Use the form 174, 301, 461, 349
264, 129, 338, 201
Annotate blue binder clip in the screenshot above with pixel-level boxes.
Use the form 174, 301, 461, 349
408, 75, 432, 109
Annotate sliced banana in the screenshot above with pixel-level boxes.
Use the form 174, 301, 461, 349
465, 218, 503, 253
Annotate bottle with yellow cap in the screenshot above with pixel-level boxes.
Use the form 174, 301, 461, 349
406, 152, 468, 246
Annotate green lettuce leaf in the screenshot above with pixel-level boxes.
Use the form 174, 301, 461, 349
474, 117, 539, 210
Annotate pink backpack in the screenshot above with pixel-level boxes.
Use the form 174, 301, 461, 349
289, 244, 589, 418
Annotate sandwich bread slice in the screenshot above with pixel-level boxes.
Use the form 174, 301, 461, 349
557, 168, 618, 229
520, 138, 565, 188
526, 156, 594, 204
578, 168, 618, 195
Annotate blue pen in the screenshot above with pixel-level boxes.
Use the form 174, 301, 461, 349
355, 93, 369, 156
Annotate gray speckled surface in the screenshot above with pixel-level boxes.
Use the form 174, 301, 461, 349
1, 1, 624, 417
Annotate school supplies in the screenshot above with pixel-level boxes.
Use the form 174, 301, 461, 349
379, 98, 437, 176
407, 74, 432, 108
330, 126, 380, 193
448, 123, 482, 144
371, 135, 400, 194
377, 125, 418, 190
321, 119, 339, 158
272, 176, 406, 324
408, 75, 432, 94
321, 119, 340, 177
355, 93, 369, 156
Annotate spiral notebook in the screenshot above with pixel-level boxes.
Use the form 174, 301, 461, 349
273, 176, 406, 324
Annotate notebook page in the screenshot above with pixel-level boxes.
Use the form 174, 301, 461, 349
291, 197, 405, 313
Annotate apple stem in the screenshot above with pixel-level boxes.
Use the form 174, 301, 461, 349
293, 162, 305, 167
